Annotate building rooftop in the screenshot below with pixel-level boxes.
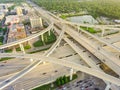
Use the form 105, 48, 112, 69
5, 15, 20, 25
7, 23, 26, 43
114, 20, 120, 23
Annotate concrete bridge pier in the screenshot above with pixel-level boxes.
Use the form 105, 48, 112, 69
43, 61, 46, 64
48, 30, 51, 36
19, 43, 25, 54
101, 28, 105, 37
77, 26, 80, 33
30, 58, 33, 62
12, 46, 17, 53
28, 41, 33, 48
70, 68, 73, 80
39, 17, 43, 27
41, 34, 44, 42
105, 83, 111, 90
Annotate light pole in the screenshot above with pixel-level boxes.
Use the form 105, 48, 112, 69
50, 73, 54, 88
30, 58, 33, 62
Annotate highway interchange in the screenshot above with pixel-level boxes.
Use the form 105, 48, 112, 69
0, 0, 120, 90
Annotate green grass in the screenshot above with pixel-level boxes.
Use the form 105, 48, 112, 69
60, 12, 87, 19
0, 42, 3, 45
5, 45, 31, 52
16, 44, 31, 51
24, 45, 31, 50
0, 0, 24, 3
16, 47, 21, 51
33, 83, 55, 90
60, 15, 67, 19
0, 36, 4, 45
0, 26, 7, 36
0, 36, 4, 42
0, 58, 13, 61
5, 49, 12, 53
33, 31, 56, 47
80, 26, 98, 34
33, 40, 44, 47
44, 31, 56, 45
8, 5, 15, 11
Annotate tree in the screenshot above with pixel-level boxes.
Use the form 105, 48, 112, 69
56, 79, 61, 86
63, 75, 66, 82
64, 76, 68, 83
61, 80, 65, 85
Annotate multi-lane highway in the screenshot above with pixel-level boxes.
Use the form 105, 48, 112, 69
0, 29, 65, 90
54, 23, 120, 76
0, 53, 120, 86
0, 0, 120, 89
29, 1, 120, 89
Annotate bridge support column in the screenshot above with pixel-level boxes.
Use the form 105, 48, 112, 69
70, 68, 73, 81
19, 43, 25, 54
28, 41, 33, 48
41, 34, 44, 42
43, 61, 46, 64
77, 26, 79, 33
12, 47, 17, 53
101, 29, 105, 37
48, 30, 51, 36
105, 83, 111, 90
30, 58, 33, 62
39, 17, 43, 27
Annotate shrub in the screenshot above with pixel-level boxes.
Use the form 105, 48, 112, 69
44, 31, 56, 45
33, 40, 43, 47
24, 45, 31, 49
5, 49, 12, 53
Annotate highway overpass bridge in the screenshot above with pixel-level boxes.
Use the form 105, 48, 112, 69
0, 0, 120, 89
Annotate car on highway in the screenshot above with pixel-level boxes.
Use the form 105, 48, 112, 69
5, 80, 10, 83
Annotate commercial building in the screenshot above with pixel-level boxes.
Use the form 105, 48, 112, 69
114, 20, 120, 23
26, 10, 43, 28
0, 4, 8, 13
7, 24, 26, 43
30, 16, 43, 28
5, 15, 19, 25
16, 6, 23, 16
0, 11, 4, 20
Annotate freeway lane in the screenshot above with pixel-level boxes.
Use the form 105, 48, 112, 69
0, 53, 120, 86
64, 26, 120, 75
30, 0, 120, 53
0, 60, 42, 90
0, 30, 64, 89
44, 30, 65, 57
30, 0, 120, 67
0, 0, 119, 89
29, 0, 120, 68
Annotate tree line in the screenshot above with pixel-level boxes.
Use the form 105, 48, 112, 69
32, 0, 82, 13
32, 0, 120, 19
0, 0, 24, 3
